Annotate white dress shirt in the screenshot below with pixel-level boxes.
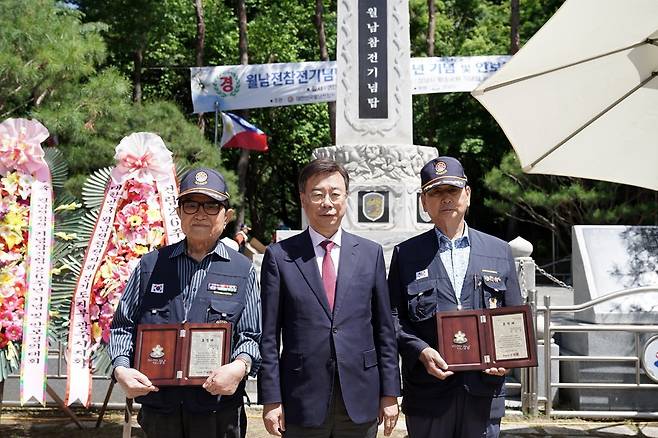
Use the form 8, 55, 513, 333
308, 226, 342, 277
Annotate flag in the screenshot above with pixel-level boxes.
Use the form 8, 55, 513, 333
220, 112, 268, 152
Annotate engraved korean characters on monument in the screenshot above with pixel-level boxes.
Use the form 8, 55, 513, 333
359, 0, 388, 119
336, 0, 412, 144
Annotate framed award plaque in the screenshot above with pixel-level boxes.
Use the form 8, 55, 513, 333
135, 322, 232, 386
435, 305, 537, 371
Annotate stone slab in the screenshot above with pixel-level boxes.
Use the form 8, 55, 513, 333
596, 424, 637, 436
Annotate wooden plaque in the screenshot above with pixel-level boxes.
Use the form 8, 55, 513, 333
435, 305, 537, 371
135, 322, 232, 386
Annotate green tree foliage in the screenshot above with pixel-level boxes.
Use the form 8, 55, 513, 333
6, 0, 654, 267
1, 0, 235, 197
0, 0, 106, 118
485, 152, 658, 258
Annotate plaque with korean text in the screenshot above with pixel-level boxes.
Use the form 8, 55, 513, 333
435, 305, 537, 371
135, 322, 232, 386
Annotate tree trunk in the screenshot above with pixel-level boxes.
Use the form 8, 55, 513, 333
235, 0, 250, 235
314, 0, 336, 144
238, 0, 248, 66
193, 0, 205, 67
510, 0, 520, 54
132, 48, 143, 103
427, 0, 436, 57
194, 0, 206, 130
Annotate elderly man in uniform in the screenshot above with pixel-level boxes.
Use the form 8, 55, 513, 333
109, 167, 261, 438
388, 156, 523, 438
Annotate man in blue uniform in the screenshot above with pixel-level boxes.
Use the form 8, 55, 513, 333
109, 167, 261, 438
388, 157, 523, 438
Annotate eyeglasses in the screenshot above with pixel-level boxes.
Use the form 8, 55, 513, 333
308, 192, 346, 204
180, 200, 224, 215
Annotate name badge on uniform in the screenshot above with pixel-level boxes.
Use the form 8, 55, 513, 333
208, 283, 238, 295
415, 269, 429, 280
150, 284, 164, 294
481, 269, 503, 308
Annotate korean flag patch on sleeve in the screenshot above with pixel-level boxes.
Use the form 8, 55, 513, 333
151, 283, 164, 294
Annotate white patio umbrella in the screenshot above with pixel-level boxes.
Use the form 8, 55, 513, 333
472, 0, 658, 191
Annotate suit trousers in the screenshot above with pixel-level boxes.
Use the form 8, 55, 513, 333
405, 386, 501, 438
137, 403, 247, 438
284, 377, 378, 438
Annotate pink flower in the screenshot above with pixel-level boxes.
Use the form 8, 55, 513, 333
89, 304, 100, 321
101, 325, 111, 344
116, 203, 150, 243
2, 294, 18, 311
100, 302, 114, 319
0, 118, 50, 181
5, 323, 22, 341
110, 132, 173, 184
125, 180, 156, 202
99, 311, 113, 328
0, 310, 13, 327
92, 292, 107, 306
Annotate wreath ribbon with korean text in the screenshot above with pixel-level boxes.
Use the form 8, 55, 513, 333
0, 118, 54, 406
65, 133, 183, 407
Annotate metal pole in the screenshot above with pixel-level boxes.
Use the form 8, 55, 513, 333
544, 295, 552, 417
214, 101, 221, 159
95, 380, 115, 428
123, 398, 134, 438
528, 285, 538, 416
0, 379, 4, 422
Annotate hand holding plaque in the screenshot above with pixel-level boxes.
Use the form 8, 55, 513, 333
135, 322, 232, 385
435, 305, 537, 371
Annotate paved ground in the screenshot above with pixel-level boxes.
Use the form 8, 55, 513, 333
0, 408, 657, 437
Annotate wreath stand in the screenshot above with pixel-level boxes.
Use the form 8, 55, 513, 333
94, 381, 139, 438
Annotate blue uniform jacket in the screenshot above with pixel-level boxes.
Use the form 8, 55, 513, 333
388, 227, 522, 417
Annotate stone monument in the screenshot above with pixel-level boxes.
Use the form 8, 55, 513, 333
558, 225, 658, 411
281, 0, 437, 264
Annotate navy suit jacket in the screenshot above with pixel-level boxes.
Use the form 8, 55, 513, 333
258, 229, 401, 427
388, 227, 522, 417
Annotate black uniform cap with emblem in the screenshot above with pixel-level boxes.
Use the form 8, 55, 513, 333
420, 156, 468, 193
178, 167, 230, 204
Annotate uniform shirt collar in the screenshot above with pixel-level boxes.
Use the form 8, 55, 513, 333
170, 238, 231, 261
434, 223, 470, 251
308, 226, 342, 249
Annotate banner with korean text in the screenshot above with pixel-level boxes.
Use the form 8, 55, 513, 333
191, 56, 510, 113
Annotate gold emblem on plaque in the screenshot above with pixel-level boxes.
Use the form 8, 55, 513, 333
453, 330, 468, 345
149, 344, 165, 359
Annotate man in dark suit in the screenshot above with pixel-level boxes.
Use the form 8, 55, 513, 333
388, 156, 523, 438
259, 159, 401, 438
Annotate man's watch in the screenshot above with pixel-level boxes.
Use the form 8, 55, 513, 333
235, 356, 251, 377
